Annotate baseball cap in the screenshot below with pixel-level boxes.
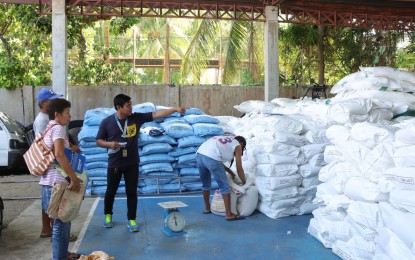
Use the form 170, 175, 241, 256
36, 88, 63, 101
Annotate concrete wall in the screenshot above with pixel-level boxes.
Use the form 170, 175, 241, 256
0, 85, 332, 125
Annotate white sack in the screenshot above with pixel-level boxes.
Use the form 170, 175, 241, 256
319, 161, 360, 183
332, 89, 415, 104
297, 199, 318, 215
308, 153, 326, 166
234, 100, 279, 113
375, 226, 415, 260
273, 131, 308, 147
299, 163, 323, 178
263, 114, 303, 134
331, 71, 367, 94
360, 66, 415, 86
346, 216, 377, 241
393, 145, 415, 167
323, 145, 343, 164
255, 153, 299, 165
259, 196, 305, 211
390, 189, 415, 214
302, 176, 321, 190
367, 108, 394, 123
312, 207, 347, 222
234, 186, 259, 217
379, 202, 415, 252
344, 177, 389, 202
255, 163, 298, 177
298, 186, 317, 198
308, 218, 333, 248
332, 241, 354, 260
379, 167, 415, 191
253, 141, 300, 156
340, 140, 370, 164
256, 174, 302, 191
300, 143, 328, 160
287, 113, 330, 133
257, 200, 299, 219
395, 122, 415, 147
329, 98, 372, 121
347, 201, 380, 231
360, 142, 395, 178
350, 122, 397, 149
304, 129, 329, 144
258, 186, 298, 201
326, 125, 351, 146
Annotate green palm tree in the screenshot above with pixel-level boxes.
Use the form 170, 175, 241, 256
180, 20, 263, 85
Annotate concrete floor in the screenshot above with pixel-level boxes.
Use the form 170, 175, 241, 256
78, 196, 338, 260
0, 195, 339, 260
0, 197, 98, 260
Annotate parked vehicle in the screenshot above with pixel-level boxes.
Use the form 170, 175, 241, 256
0, 195, 3, 237
0, 111, 29, 169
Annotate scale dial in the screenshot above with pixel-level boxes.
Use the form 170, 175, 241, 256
165, 211, 185, 232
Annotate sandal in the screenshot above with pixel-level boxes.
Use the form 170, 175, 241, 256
39, 233, 52, 238
226, 215, 245, 221
67, 252, 81, 260
69, 234, 77, 242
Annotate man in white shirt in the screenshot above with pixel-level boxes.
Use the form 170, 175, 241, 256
196, 135, 247, 221
33, 88, 62, 135
33, 88, 62, 239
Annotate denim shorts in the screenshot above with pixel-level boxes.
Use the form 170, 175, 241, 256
41, 185, 53, 211
196, 153, 230, 194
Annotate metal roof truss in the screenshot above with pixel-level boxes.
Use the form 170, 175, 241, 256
35, 0, 415, 30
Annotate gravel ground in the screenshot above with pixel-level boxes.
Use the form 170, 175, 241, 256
0, 170, 40, 228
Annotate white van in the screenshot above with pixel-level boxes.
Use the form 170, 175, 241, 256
0, 111, 28, 169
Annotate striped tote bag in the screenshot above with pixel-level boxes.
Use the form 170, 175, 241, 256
23, 125, 56, 176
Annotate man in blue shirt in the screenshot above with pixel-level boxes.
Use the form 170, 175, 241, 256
96, 94, 185, 232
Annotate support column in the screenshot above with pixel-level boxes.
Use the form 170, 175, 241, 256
52, 0, 67, 98
264, 6, 279, 101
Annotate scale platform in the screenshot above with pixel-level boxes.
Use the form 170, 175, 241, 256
158, 201, 188, 237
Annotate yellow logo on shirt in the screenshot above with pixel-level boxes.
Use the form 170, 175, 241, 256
126, 124, 137, 137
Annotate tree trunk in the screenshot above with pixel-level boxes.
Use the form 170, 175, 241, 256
317, 25, 325, 85
163, 23, 170, 84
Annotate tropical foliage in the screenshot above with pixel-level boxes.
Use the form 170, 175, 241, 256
0, 3, 413, 89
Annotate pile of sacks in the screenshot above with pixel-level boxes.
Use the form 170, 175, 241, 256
77, 103, 224, 195
226, 67, 415, 259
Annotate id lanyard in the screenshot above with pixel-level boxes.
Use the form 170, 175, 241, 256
115, 114, 128, 138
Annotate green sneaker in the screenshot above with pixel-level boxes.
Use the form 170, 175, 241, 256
104, 214, 113, 228
127, 219, 139, 232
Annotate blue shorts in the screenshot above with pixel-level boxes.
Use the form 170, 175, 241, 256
41, 185, 53, 211
196, 153, 230, 194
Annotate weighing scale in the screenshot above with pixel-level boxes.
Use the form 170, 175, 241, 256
157, 201, 188, 237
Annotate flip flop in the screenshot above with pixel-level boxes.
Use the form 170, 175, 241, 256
202, 210, 211, 214
67, 252, 81, 260
69, 234, 77, 242
40, 233, 52, 238
226, 215, 245, 221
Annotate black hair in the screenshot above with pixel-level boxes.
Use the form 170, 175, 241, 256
114, 94, 131, 110
47, 99, 71, 120
229, 135, 246, 168
234, 136, 246, 152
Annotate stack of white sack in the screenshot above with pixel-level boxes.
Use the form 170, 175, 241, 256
223, 107, 330, 219
329, 67, 415, 122
306, 71, 415, 259
229, 71, 415, 258
79, 103, 223, 195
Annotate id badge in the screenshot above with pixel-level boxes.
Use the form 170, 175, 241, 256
122, 149, 128, 157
